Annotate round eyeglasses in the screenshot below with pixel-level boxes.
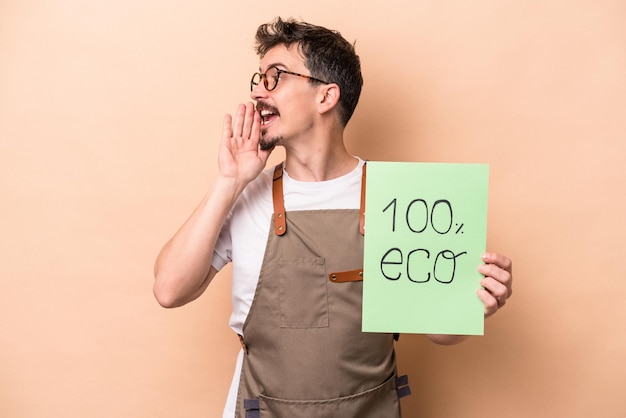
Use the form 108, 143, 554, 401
250, 66, 330, 92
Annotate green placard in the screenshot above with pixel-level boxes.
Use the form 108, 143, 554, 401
362, 162, 489, 335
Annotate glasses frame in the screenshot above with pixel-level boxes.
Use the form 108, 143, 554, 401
250, 66, 330, 92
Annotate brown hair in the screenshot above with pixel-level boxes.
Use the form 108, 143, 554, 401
255, 17, 363, 127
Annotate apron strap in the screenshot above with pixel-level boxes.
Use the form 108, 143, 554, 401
329, 269, 363, 282
271, 161, 367, 236
360, 161, 366, 235
272, 163, 287, 236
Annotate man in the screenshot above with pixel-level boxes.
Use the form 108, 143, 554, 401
154, 17, 513, 418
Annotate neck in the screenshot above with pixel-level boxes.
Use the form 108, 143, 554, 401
283, 129, 357, 182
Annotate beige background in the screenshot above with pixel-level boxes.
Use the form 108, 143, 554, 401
1, 0, 625, 417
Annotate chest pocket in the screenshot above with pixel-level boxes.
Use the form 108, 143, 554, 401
278, 257, 329, 328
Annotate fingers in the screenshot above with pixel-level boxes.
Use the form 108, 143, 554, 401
477, 252, 513, 318
231, 103, 246, 138
479, 261, 512, 295
241, 103, 255, 139
250, 107, 261, 142
218, 103, 267, 181
477, 288, 499, 317
479, 275, 508, 312
232, 103, 258, 138
482, 252, 513, 273
224, 103, 261, 144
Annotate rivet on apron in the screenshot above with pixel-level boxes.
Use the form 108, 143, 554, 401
331, 274, 337, 281
359, 271, 363, 277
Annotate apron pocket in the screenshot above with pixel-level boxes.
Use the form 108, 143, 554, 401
278, 257, 329, 328
257, 373, 400, 418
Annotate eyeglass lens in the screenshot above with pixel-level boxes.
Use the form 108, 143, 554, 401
251, 67, 280, 91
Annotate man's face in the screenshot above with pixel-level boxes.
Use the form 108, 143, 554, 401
251, 44, 322, 150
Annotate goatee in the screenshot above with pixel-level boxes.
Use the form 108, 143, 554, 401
259, 131, 281, 151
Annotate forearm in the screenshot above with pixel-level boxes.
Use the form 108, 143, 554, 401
153, 176, 243, 307
427, 334, 470, 345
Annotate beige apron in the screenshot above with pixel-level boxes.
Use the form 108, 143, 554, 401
235, 163, 410, 418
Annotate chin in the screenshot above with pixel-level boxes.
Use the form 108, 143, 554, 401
259, 133, 282, 151
259, 141, 276, 151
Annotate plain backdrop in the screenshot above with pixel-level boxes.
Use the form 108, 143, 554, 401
1, 1, 625, 417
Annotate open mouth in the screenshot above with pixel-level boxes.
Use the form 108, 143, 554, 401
260, 109, 278, 126
257, 103, 279, 127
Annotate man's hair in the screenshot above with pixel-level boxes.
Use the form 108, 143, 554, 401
255, 17, 363, 127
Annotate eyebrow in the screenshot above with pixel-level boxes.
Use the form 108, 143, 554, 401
260, 62, 288, 72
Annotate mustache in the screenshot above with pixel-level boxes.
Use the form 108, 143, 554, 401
255, 101, 279, 115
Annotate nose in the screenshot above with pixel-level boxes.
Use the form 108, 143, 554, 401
250, 81, 268, 101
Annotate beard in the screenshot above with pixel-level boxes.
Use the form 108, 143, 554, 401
256, 101, 281, 151
259, 130, 282, 151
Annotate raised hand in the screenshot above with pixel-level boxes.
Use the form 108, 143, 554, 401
218, 102, 274, 184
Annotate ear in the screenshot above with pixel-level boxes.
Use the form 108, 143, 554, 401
317, 83, 340, 116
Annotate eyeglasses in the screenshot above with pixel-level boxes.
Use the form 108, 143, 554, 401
250, 66, 329, 92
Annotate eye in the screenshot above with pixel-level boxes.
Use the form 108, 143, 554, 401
266, 67, 279, 84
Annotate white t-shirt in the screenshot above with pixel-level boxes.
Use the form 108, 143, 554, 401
212, 157, 364, 418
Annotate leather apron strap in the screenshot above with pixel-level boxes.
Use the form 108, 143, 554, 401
272, 164, 287, 236
272, 162, 367, 237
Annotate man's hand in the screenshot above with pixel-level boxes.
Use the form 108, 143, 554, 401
477, 252, 513, 318
218, 102, 273, 185
428, 253, 512, 345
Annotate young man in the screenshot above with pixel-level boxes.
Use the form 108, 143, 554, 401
154, 17, 513, 418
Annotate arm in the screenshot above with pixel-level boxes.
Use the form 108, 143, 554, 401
153, 103, 272, 308
427, 251, 513, 345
